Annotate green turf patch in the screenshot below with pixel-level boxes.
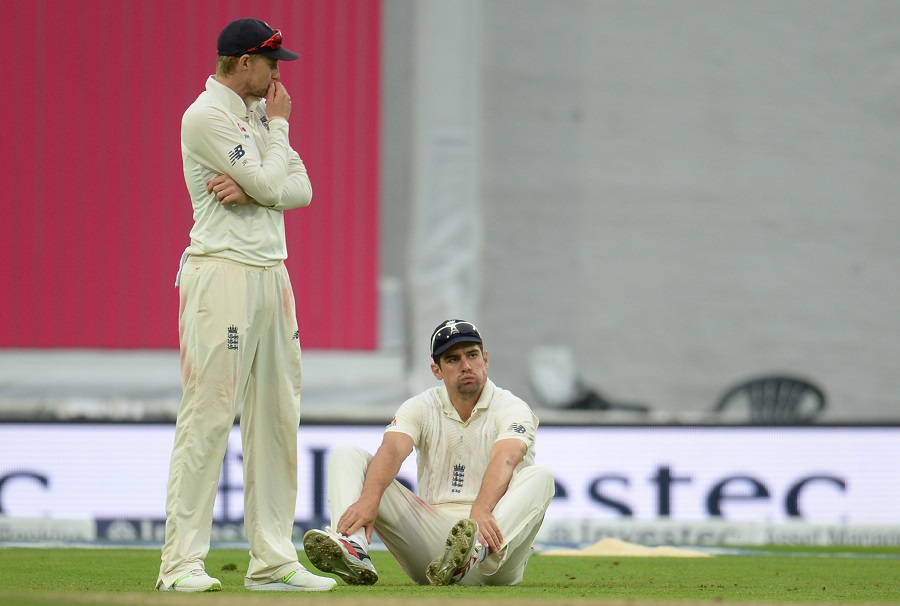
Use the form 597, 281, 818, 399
0, 546, 897, 604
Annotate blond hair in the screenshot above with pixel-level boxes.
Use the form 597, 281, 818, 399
216, 55, 241, 76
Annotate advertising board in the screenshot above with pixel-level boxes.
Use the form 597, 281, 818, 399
1, 424, 896, 545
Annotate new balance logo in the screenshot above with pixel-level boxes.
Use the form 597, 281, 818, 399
227, 325, 239, 350
228, 145, 245, 165
508, 423, 526, 434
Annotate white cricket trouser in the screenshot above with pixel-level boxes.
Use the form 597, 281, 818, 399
327, 445, 555, 585
158, 256, 304, 589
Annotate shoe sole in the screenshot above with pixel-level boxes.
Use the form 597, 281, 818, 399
426, 519, 479, 586
304, 530, 378, 585
246, 581, 335, 592
160, 581, 221, 593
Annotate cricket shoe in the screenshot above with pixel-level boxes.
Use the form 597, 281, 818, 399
158, 569, 222, 592
426, 518, 483, 586
245, 566, 337, 592
303, 527, 378, 585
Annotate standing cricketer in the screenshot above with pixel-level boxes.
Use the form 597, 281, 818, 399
156, 18, 335, 593
303, 320, 555, 586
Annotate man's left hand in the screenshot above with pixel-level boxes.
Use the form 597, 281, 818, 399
470, 507, 503, 553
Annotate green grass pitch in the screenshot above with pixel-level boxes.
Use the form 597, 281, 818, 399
0, 545, 898, 605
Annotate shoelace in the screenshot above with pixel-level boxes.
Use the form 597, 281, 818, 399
173, 570, 211, 586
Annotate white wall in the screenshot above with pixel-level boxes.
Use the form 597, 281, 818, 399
384, 0, 900, 421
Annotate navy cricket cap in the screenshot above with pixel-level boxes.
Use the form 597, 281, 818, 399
430, 320, 483, 358
217, 18, 300, 61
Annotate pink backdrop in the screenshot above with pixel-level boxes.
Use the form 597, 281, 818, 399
0, 0, 380, 350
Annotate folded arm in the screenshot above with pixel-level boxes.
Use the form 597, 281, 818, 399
183, 108, 312, 210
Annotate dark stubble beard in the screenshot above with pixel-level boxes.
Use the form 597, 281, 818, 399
456, 375, 483, 398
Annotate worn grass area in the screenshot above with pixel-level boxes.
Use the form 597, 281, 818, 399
0, 546, 898, 605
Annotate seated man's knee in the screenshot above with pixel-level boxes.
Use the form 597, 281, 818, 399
520, 465, 556, 501
328, 444, 373, 471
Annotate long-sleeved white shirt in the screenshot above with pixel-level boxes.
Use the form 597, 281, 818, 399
180, 76, 312, 266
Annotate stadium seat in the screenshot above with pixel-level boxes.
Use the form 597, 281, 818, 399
713, 374, 826, 424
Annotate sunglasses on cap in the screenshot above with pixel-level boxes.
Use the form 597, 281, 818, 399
431, 320, 482, 357
245, 29, 283, 54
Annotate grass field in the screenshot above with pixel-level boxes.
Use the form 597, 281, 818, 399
0, 545, 898, 605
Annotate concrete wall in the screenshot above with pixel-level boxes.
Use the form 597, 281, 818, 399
383, 0, 900, 421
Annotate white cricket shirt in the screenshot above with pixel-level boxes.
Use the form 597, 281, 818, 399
385, 379, 539, 507
180, 76, 312, 266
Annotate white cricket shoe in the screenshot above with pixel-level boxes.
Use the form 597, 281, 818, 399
303, 526, 378, 585
157, 569, 222, 592
245, 565, 337, 592
426, 518, 482, 586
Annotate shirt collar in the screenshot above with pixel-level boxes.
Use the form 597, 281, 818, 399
205, 76, 262, 119
475, 379, 496, 410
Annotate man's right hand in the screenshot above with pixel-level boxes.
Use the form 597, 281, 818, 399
337, 497, 380, 545
265, 82, 292, 121
207, 174, 253, 206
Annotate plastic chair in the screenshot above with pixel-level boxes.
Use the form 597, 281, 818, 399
713, 375, 826, 424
